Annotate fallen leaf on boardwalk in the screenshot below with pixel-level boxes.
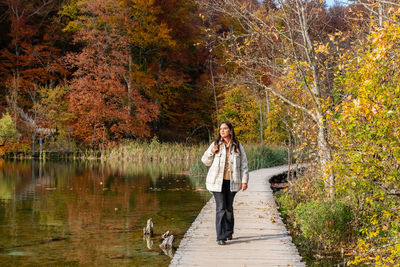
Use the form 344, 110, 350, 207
270, 217, 276, 223
258, 215, 264, 218
245, 241, 250, 243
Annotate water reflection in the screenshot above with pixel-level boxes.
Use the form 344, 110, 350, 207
0, 159, 209, 266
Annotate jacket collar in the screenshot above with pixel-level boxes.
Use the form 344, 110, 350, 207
218, 140, 235, 151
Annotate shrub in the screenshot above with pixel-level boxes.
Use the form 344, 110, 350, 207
293, 199, 354, 248
274, 190, 297, 221
0, 113, 19, 145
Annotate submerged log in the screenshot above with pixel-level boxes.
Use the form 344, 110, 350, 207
161, 246, 174, 258
160, 230, 174, 257
143, 234, 153, 249
161, 230, 170, 240
160, 235, 174, 249
143, 218, 153, 236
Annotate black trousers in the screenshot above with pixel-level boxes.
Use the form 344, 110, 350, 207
212, 179, 237, 241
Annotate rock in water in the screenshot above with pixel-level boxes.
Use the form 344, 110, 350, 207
143, 218, 153, 236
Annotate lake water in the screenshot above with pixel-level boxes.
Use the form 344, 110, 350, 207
0, 159, 210, 266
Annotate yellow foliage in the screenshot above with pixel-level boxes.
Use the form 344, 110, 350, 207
333, 21, 400, 266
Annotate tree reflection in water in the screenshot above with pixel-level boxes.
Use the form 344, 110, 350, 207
0, 159, 209, 266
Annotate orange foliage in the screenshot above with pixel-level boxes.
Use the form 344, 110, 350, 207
0, 0, 67, 101
65, 0, 159, 145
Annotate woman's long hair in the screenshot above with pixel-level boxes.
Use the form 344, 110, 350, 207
214, 121, 240, 154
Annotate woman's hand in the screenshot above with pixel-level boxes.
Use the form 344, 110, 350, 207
211, 144, 219, 154
241, 183, 247, 191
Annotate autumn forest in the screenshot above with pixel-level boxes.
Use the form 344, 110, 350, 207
0, 0, 221, 150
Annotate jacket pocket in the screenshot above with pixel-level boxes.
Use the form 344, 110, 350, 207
213, 153, 222, 167
231, 154, 241, 183
233, 154, 241, 169
207, 153, 221, 184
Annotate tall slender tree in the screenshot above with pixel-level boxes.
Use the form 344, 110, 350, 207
199, 0, 349, 197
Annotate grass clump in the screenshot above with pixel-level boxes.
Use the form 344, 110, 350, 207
246, 145, 289, 171
101, 138, 206, 166
189, 144, 290, 175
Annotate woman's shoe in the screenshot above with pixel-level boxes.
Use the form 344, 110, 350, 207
227, 235, 233, 240
217, 240, 226, 245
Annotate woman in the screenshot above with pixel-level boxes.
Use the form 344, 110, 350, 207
201, 121, 249, 245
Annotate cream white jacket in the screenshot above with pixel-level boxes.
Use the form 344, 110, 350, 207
201, 141, 249, 192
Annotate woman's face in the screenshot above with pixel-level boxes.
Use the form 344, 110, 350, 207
219, 123, 231, 139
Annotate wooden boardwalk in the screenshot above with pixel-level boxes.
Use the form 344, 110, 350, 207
170, 166, 306, 267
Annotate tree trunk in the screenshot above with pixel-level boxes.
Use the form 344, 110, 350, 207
209, 53, 219, 128
316, 112, 334, 198
265, 90, 270, 128
39, 136, 43, 159
378, 2, 383, 28
259, 100, 263, 143
31, 127, 36, 157
128, 52, 133, 116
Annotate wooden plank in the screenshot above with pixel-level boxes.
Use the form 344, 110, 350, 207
170, 166, 306, 267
